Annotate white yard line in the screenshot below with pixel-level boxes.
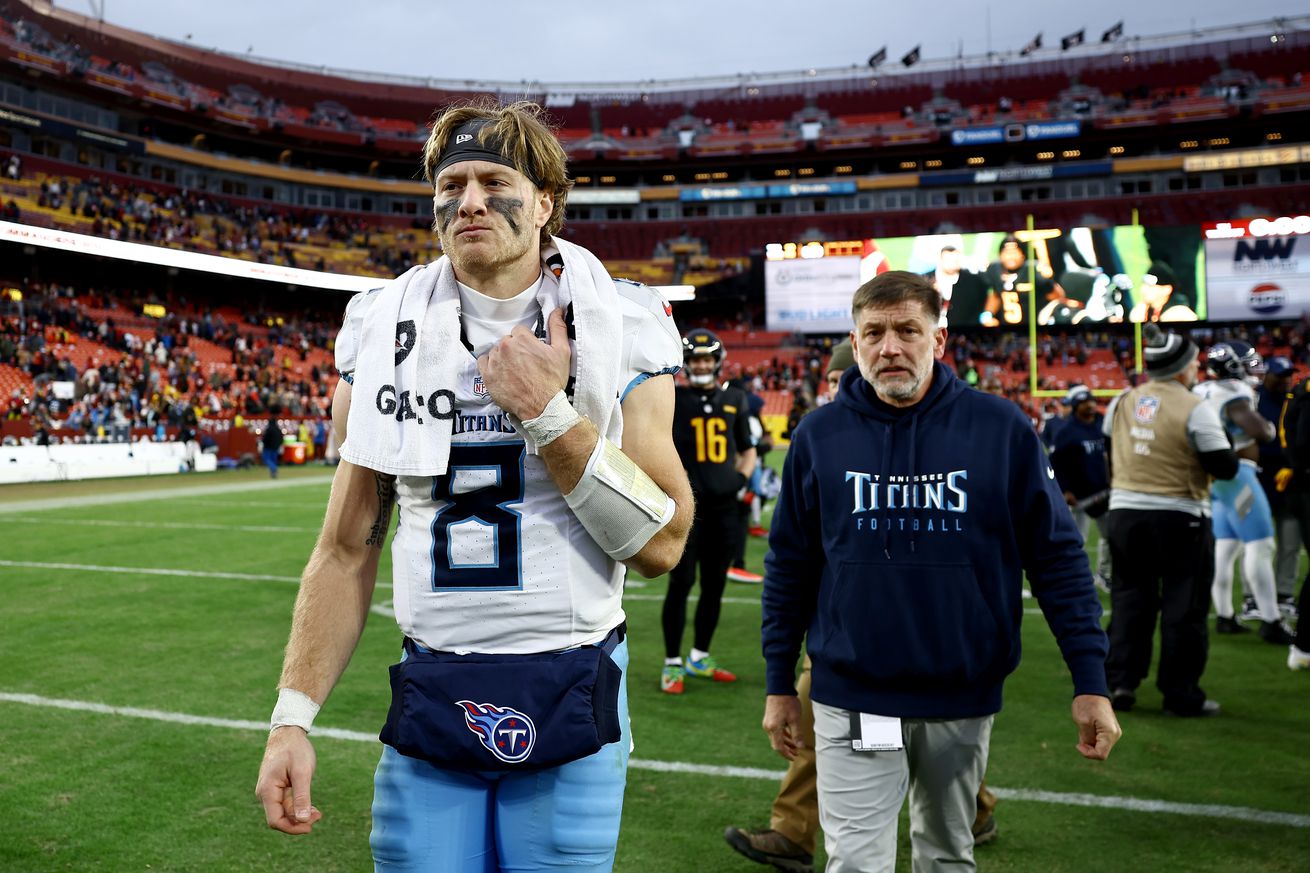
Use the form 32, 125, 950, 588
0, 474, 332, 514
0, 559, 306, 584
0, 559, 394, 592
169, 498, 332, 510
2, 560, 1059, 614
986, 787, 1310, 829
1, 691, 1303, 829
4, 517, 319, 534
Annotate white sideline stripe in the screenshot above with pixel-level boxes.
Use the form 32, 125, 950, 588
171, 499, 331, 510
1, 691, 1305, 829
0, 559, 394, 590
1, 560, 1055, 614
0, 692, 377, 743
0, 474, 332, 514
988, 787, 1310, 829
0, 559, 304, 583
5, 517, 318, 534
627, 758, 784, 781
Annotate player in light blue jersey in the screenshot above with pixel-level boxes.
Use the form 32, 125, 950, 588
1195, 341, 1293, 645
255, 101, 693, 872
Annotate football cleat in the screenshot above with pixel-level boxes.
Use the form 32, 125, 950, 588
1215, 616, 1250, 635
686, 654, 737, 682
1238, 597, 1261, 622
727, 566, 764, 584
1288, 646, 1310, 671
660, 664, 685, 695
748, 525, 769, 538
1260, 620, 1294, 646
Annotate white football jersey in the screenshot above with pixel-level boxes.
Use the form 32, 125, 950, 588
336, 273, 681, 654
1193, 378, 1257, 451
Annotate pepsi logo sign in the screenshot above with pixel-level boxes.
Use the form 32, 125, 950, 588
1247, 282, 1286, 314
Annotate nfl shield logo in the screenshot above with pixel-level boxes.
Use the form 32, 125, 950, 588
1134, 396, 1160, 424
473, 375, 489, 398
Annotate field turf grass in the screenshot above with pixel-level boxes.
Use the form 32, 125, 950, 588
1, 461, 1306, 871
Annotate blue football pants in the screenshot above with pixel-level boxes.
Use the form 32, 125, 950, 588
1211, 461, 1275, 542
370, 640, 630, 872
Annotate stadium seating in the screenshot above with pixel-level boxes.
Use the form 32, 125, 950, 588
2, 3, 1308, 450
3, 5, 1308, 162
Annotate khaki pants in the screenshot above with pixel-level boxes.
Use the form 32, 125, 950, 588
769, 657, 820, 853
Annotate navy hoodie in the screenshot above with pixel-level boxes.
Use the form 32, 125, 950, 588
762, 362, 1108, 718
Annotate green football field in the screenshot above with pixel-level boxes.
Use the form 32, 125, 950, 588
0, 462, 1306, 872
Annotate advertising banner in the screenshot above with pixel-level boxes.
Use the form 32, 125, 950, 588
1203, 217, 1310, 320
764, 253, 863, 333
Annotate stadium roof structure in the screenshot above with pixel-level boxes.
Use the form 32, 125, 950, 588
7, 0, 1309, 106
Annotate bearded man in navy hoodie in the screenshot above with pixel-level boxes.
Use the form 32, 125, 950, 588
761, 271, 1121, 873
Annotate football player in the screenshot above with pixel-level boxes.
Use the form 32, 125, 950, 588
255, 100, 692, 871
660, 328, 757, 693
1195, 341, 1292, 644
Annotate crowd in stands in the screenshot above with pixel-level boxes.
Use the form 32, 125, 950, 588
755, 319, 1310, 434
3, 160, 745, 286
0, 279, 341, 443
6, 7, 1309, 160
2, 273, 1307, 451
3, 162, 432, 279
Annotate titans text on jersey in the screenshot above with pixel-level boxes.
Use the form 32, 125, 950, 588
336, 277, 681, 655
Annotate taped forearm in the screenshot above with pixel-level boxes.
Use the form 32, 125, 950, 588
564, 435, 676, 561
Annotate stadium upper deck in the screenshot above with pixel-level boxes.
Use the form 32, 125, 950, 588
1, 0, 1306, 169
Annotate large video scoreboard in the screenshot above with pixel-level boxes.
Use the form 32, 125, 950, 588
763, 221, 1253, 333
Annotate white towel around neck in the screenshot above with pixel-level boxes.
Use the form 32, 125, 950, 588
339, 237, 624, 477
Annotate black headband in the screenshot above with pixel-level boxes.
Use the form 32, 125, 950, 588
433, 120, 544, 189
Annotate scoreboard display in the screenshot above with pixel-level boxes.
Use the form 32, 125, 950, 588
764, 223, 1215, 333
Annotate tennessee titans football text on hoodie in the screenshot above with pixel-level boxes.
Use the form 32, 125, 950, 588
762, 362, 1109, 718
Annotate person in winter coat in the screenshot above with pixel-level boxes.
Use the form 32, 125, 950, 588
761, 270, 1121, 873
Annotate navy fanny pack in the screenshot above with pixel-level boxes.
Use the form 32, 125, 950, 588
379, 623, 624, 772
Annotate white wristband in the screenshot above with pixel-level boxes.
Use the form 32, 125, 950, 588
270, 688, 320, 734
520, 391, 582, 447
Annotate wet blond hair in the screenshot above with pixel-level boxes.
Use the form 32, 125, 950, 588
423, 99, 573, 243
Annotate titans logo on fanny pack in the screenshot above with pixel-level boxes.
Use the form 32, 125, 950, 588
457, 700, 537, 764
